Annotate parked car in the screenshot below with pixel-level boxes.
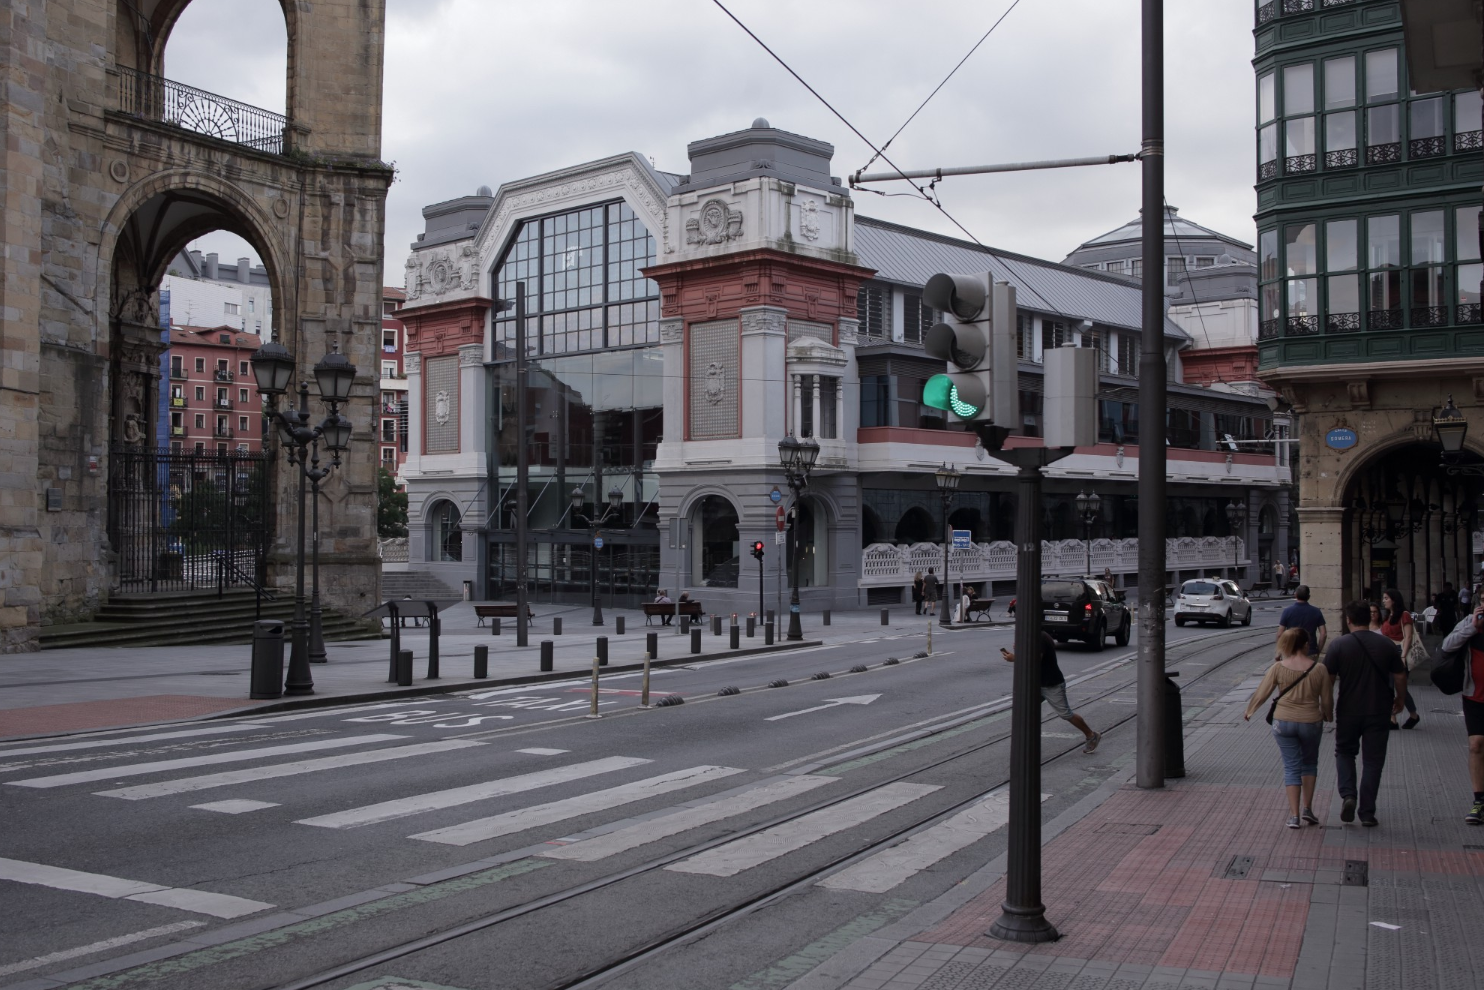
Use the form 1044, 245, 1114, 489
1173, 578, 1252, 628
1040, 578, 1130, 650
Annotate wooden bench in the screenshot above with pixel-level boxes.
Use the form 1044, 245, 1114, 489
474, 603, 534, 627
643, 601, 702, 625
1246, 581, 1273, 599
961, 598, 996, 622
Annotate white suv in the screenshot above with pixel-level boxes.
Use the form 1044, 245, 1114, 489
1173, 578, 1253, 628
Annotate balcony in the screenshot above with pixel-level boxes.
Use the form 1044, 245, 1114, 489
116, 67, 287, 156
170, 369, 187, 380
170, 426, 185, 437
170, 396, 185, 408
215, 427, 234, 439
1257, 0, 1352, 24
214, 398, 234, 410
213, 369, 234, 382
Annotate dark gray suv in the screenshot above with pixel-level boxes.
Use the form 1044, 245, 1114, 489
1040, 578, 1131, 651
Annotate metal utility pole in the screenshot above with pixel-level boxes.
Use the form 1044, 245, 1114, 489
1136, 0, 1168, 789
514, 282, 530, 648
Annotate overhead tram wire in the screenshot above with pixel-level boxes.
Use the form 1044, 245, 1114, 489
707, 0, 985, 246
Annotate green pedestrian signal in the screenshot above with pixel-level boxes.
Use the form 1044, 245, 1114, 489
923, 373, 985, 419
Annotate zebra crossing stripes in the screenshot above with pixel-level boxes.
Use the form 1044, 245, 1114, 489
6, 735, 407, 789
410, 766, 749, 847
0, 857, 273, 919
95, 739, 485, 800
818, 791, 1012, 893
539, 775, 839, 863
0, 724, 270, 759
665, 782, 942, 877
296, 756, 652, 830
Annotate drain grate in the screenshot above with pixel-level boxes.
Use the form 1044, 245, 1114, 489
1463, 845, 1484, 852
1224, 855, 1255, 880
1343, 860, 1369, 886
1095, 822, 1161, 836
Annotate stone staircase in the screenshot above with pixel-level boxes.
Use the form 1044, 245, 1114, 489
380, 571, 464, 602
39, 588, 380, 651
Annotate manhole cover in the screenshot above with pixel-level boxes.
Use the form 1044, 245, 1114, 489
1095, 822, 1161, 836
1343, 860, 1369, 887
1224, 855, 1255, 880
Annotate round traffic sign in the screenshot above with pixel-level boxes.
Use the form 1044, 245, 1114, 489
593, 536, 604, 549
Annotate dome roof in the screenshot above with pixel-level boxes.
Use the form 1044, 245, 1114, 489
1072, 206, 1253, 254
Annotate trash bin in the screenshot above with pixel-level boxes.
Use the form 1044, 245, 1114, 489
249, 620, 285, 699
1164, 672, 1186, 779
462, 580, 473, 601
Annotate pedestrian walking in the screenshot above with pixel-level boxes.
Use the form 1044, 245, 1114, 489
1102, 565, 1114, 588
1244, 627, 1333, 828
1324, 600, 1408, 827
1001, 633, 1101, 753
1378, 588, 1421, 730
922, 568, 940, 613
1436, 601, 1484, 825
1274, 559, 1286, 593
1290, 563, 1299, 585
1278, 585, 1328, 656
912, 571, 925, 615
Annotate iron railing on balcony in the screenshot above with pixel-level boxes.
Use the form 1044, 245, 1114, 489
117, 66, 287, 155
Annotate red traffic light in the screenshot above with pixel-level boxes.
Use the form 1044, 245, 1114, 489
750, 540, 765, 560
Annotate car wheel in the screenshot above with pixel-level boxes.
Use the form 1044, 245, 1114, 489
1241, 607, 1252, 627
1087, 620, 1105, 651
1115, 616, 1131, 646
1175, 616, 1186, 627
1219, 609, 1232, 628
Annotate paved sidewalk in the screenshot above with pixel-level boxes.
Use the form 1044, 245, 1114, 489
789, 661, 1484, 990
0, 602, 947, 738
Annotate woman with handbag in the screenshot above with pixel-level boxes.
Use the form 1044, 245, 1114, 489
911, 572, 925, 615
1245, 627, 1334, 828
1380, 588, 1422, 730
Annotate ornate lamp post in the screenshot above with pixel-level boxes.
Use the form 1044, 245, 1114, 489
1224, 500, 1247, 577
250, 341, 357, 695
779, 434, 820, 641
1075, 489, 1101, 576
571, 485, 624, 626
935, 464, 962, 626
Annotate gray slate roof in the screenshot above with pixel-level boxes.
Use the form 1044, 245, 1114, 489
854, 216, 1190, 342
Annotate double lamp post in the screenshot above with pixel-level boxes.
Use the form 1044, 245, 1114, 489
936, 464, 961, 626
778, 434, 820, 641
250, 340, 357, 696
571, 485, 624, 626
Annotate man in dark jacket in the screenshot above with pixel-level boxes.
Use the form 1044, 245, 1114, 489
1324, 600, 1408, 827
1440, 601, 1484, 825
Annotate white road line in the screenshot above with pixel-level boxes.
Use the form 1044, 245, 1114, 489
191, 799, 280, 814
96, 739, 485, 800
539, 775, 837, 862
516, 748, 569, 755
296, 755, 652, 830
815, 791, 1045, 893
0, 725, 270, 759
0, 921, 205, 978
412, 765, 747, 847
665, 781, 941, 877
0, 857, 273, 919
6, 735, 407, 789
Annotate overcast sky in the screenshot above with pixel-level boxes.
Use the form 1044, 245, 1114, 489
168, 0, 1256, 281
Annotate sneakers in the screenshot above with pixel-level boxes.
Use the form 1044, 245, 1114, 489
1466, 801, 1484, 826
1402, 714, 1420, 729
1340, 797, 1357, 823
1360, 814, 1379, 827
1301, 807, 1319, 826
1083, 731, 1102, 755
1286, 815, 1302, 829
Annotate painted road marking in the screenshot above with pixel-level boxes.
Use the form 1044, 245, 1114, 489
0, 857, 273, 919
516, 748, 569, 755
0, 725, 270, 759
666, 782, 941, 877
0, 921, 205, 979
7, 735, 407, 789
96, 739, 485, 800
816, 791, 1044, 893
540, 775, 838, 862
764, 694, 881, 722
191, 799, 280, 814
296, 756, 652, 830
412, 765, 748, 847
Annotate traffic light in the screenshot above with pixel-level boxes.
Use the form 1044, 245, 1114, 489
751, 540, 766, 561
922, 272, 992, 422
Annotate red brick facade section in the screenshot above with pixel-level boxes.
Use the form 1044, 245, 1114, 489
400, 298, 491, 359
1181, 345, 1260, 386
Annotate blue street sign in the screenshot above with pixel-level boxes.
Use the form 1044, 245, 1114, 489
593, 536, 604, 549
951, 529, 972, 550
1325, 427, 1357, 450
769, 488, 783, 503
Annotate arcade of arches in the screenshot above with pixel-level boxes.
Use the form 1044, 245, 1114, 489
0, 0, 392, 651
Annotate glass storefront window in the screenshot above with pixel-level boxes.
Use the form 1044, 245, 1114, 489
1326, 219, 1358, 271
1323, 56, 1355, 109
1283, 63, 1314, 115
1364, 49, 1398, 102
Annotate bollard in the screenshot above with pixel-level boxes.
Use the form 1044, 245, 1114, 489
680, 615, 690, 635
823, 609, 831, 626
731, 612, 738, 627
473, 644, 488, 679
712, 614, 722, 636
641, 650, 652, 707
730, 625, 740, 649
249, 620, 285, 699
646, 631, 658, 659
747, 615, 755, 638
1164, 672, 1186, 778
553, 616, 563, 636
691, 628, 702, 654
491, 616, 501, 636
427, 613, 440, 680
587, 657, 602, 719
596, 636, 608, 667
540, 640, 554, 672
395, 649, 413, 687
880, 608, 890, 626
764, 620, 774, 645
615, 616, 625, 636
767, 609, 776, 625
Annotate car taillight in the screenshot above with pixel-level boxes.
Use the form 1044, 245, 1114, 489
1085, 603, 1092, 614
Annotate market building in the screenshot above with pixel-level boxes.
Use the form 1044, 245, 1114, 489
397, 120, 1294, 616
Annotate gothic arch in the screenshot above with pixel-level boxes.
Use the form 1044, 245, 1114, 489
1329, 428, 1484, 508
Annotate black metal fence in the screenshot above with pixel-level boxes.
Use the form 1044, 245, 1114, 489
108, 447, 274, 595
116, 66, 287, 155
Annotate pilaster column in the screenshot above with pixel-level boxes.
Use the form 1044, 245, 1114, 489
1296, 505, 1346, 619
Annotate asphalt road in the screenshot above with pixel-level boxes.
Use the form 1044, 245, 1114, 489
0, 607, 1288, 990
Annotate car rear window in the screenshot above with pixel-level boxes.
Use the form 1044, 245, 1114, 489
1041, 581, 1086, 603
1182, 581, 1220, 596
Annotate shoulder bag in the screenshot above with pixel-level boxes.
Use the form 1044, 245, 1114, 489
1431, 635, 1472, 695
1266, 660, 1318, 725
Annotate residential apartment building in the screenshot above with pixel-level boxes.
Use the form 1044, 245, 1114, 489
162, 249, 274, 339
164, 326, 265, 455
379, 287, 410, 477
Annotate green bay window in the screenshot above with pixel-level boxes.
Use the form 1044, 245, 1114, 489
1285, 223, 1319, 335
1364, 49, 1401, 165
1409, 211, 1447, 327
1458, 205, 1482, 325
1409, 98, 1447, 160
1366, 214, 1402, 330
1323, 56, 1358, 169
1325, 218, 1360, 332
1258, 72, 1278, 180
1259, 229, 1280, 340
1283, 64, 1316, 174
1456, 92, 1482, 153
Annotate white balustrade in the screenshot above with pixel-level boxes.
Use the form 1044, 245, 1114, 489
856, 536, 1247, 587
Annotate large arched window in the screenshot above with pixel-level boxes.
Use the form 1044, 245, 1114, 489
895, 506, 935, 544
429, 500, 463, 562
492, 201, 660, 357
692, 496, 739, 588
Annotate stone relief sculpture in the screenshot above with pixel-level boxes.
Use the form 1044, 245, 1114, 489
704, 363, 726, 405
686, 199, 744, 246
799, 199, 821, 242
434, 390, 451, 425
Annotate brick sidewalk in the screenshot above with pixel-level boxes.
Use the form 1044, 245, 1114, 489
0, 695, 251, 738
804, 667, 1484, 990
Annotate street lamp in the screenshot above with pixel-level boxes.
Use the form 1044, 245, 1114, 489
779, 434, 820, 641
571, 485, 624, 625
1224, 500, 1247, 577
1075, 489, 1101, 576
935, 464, 962, 626
251, 340, 357, 694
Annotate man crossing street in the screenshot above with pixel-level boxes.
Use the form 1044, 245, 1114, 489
1324, 599, 1407, 827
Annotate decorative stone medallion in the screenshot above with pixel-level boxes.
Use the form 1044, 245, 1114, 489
109, 160, 130, 184
686, 199, 744, 245
434, 390, 451, 425
704, 363, 726, 405
799, 199, 820, 241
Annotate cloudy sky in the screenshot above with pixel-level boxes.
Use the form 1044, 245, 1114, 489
168, 0, 1257, 279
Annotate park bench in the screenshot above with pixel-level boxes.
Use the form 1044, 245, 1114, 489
474, 603, 534, 627
642, 601, 703, 625
961, 598, 997, 622
1246, 581, 1273, 599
